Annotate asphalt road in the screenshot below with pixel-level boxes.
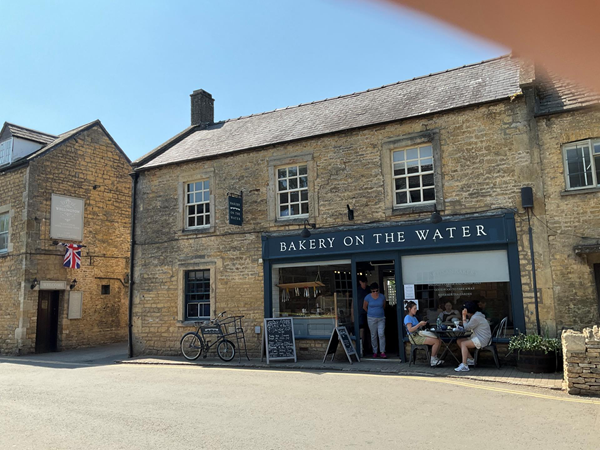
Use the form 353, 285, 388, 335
1, 351, 599, 449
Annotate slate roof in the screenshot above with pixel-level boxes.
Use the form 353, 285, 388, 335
0, 120, 130, 170
5, 123, 57, 144
136, 55, 523, 170
536, 68, 600, 115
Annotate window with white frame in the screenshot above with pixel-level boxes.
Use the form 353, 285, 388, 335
392, 144, 435, 206
185, 269, 210, 319
185, 180, 210, 228
0, 212, 8, 252
563, 139, 600, 190
277, 164, 309, 218
0, 139, 12, 167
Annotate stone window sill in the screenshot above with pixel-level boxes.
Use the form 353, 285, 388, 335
561, 187, 600, 196
180, 226, 214, 236
390, 203, 437, 216
177, 320, 209, 327
274, 216, 310, 226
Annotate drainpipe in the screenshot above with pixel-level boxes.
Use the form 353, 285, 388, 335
128, 171, 139, 358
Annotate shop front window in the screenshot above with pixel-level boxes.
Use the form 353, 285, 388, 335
401, 250, 514, 336
272, 261, 353, 338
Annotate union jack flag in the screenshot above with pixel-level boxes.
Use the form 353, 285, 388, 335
60, 243, 83, 269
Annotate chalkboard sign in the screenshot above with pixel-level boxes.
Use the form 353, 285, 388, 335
264, 318, 297, 363
323, 326, 360, 364
228, 194, 243, 226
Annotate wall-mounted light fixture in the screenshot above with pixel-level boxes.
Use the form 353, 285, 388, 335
300, 220, 316, 238
347, 204, 354, 221
124, 274, 130, 286
30, 278, 39, 290
69, 279, 78, 290
430, 205, 443, 224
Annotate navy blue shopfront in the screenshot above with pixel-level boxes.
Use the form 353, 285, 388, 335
262, 213, 525, 361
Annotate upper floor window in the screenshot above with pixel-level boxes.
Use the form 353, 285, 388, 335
186, 180, 210, 228
277, 164, 308, 218
0, 212, 8, 252
563, 140, 600, 190
392, 144, 435, 206
0, 139, 12, 167
185, 269, 210, 320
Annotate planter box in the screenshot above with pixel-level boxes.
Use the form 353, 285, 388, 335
516, 350, 558, 373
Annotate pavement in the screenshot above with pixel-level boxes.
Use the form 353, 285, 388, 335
1, 346, 598, 450
0, 343, 563, 391
118, 353, 565, 391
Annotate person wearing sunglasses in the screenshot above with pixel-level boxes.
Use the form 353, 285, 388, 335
363, 282, 387, 358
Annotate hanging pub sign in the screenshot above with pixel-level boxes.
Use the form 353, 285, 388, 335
228, 192, 243, 226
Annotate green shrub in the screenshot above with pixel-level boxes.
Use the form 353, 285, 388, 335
508, 333, 561, 355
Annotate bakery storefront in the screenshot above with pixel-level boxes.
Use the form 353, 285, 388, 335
261, 213, 526, 360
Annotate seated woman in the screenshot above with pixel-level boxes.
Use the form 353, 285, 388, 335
403, 301, 444, 367
438, 301, 460, 323
455, 301, 492, 372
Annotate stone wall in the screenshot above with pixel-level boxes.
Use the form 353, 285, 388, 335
536, 109, 600, 331
133, 97, 552, 357
0, 124, 131, 355
0, 166, 28, 354
562, 326, 600, 396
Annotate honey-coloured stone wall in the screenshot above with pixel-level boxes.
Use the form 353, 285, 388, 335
0, 123, 131, 355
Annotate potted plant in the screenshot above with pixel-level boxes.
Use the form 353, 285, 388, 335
508, 333, 561, 373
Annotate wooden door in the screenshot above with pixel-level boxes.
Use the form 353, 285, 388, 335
35, 291, 60, 353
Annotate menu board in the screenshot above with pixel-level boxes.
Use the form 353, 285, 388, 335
264, 318, 297, 363
323, 326, 360, 364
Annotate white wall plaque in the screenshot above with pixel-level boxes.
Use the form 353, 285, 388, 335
68, 291, 83, 319
39, 280, 67, 290
50, 194, 84, 241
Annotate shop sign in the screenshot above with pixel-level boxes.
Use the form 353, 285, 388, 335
263, 216, 512, 260
39, 280, 67, 290
50, 194, 84, 241
228, 194, 243, 226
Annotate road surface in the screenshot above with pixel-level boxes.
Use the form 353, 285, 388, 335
1, 350, 599, 449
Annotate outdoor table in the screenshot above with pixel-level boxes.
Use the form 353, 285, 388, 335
434, 329, 472, 365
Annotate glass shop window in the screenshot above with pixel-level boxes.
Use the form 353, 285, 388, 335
272, 261, 353, 338
401, 250, 514, 336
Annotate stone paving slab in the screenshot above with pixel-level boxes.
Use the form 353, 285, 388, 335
117, 355, 564, 391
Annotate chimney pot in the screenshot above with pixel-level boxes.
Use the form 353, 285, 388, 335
190, 89, 214, 126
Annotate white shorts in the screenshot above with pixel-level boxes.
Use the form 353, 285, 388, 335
470, 336, 483, 349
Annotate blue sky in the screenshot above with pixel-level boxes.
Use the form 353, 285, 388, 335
0, 0, 506, 161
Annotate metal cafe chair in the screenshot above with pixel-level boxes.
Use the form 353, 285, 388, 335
473, 316, 508, 369
407, 333, 431, 366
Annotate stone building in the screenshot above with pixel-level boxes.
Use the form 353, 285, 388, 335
130, 55, 600, 360
0, 121, 131, 355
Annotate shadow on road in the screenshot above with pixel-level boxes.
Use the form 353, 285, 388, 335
0, 342, 127, 369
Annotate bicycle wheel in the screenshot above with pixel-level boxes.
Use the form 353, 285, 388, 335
217, 339, 236, 362
180, 332, 203, 360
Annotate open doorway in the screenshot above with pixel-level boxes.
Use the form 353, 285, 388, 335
35, 290, 60, 353
357, 260, 398, 358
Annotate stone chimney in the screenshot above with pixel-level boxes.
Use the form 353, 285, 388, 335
190, 89, 214, 126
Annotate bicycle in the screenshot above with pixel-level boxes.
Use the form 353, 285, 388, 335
180, 311, 236, 362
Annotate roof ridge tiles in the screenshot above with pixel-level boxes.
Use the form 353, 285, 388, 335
214, 54, 512, 125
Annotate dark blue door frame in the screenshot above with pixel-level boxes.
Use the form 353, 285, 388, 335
351, 251, 405, 361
